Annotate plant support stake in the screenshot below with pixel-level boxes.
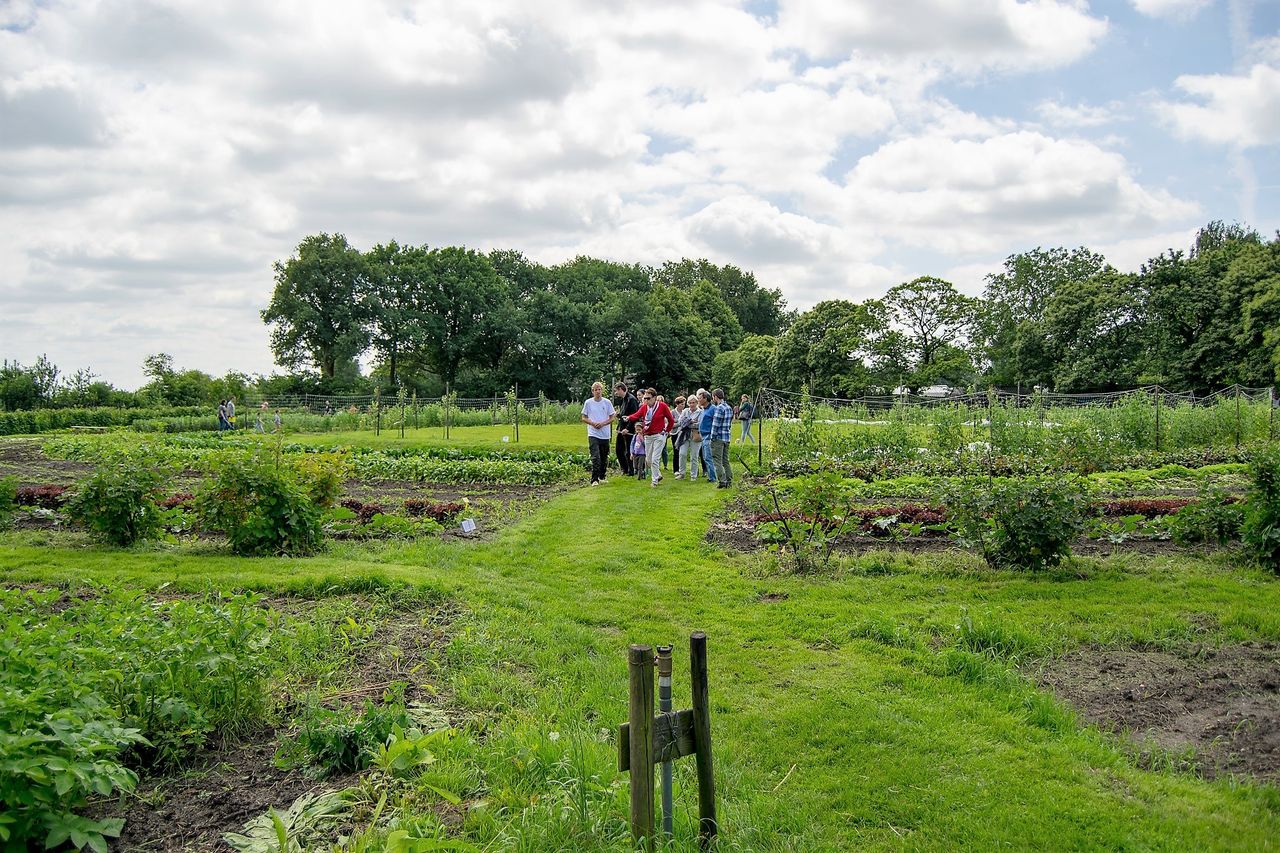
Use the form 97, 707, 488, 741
657, 644, 674, 838
628, 644, 656, 849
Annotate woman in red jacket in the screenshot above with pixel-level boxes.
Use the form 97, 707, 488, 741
626, 387, 674, 487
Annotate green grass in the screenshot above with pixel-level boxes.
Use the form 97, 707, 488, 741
2, 475, 1278, 849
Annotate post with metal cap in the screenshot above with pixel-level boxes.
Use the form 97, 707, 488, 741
628, 644, 656, 849
656, 644, 674, 838
690, 632, 717, 847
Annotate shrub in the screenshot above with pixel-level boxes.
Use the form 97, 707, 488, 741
15, 483, 70, 509
196, 456, 323, 556
292, 452, 348, 508
944, 476, 1090, 571
1166, 488, 1244, 545
66, 459, 170, 546
753, 472, 857, 571
1243, 446, 1280, 572
0, 476, 15, 528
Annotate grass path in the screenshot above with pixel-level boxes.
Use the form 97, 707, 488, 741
3, 478, 1279, 849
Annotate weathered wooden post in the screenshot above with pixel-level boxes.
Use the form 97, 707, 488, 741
690, 631, 718, 848
1236, 385, 1243, 449
1154, 387, 1162, 453
628, 644, 656, 848
756, 389, 764, 468
619, 634, 717, 848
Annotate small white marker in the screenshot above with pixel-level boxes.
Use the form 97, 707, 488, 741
461, 518, 477, 534
502, 435, 510, 443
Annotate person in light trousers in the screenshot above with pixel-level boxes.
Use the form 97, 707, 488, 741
625, 387, 675, 487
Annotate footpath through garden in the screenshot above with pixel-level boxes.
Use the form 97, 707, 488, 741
3, 476, 1278, 849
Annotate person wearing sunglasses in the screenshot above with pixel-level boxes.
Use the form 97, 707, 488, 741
624, 387, 675, 487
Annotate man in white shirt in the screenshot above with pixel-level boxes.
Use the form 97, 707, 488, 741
581, 381, 616, 485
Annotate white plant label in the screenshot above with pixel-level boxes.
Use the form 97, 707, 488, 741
461, 518, 477, 534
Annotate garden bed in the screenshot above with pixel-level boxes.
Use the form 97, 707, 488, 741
1033, 643, 1280, 781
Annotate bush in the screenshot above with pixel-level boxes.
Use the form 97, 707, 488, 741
196, 455, 323, 556
66, 459, 170, 546
944, 476, 1090, 571
292, 452, 348, 508
1243, 446, 1280, 572
1166, 488, 1244, 545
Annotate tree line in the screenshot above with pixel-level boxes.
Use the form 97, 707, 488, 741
717, 221, 1280, 398
261, 235, 787, 398
264, 222, 1280, 401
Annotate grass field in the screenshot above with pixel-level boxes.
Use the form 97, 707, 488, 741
4, 452, 1278, 849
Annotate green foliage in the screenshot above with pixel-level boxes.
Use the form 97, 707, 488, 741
196, 455, 324, 556
278, 698, 413, 776
1243, 446, 1280, 572
944, 476, 1090, 570
0, 588, 279, 851
1167, 488, 1244, 545
754, 472, 858, 572
291, 452, 348, 508
66, 458, 171, 546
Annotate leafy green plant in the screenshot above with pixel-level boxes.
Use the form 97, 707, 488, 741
196, 455, 324, 556
66, 457, 171, 546
944, 476, 1090, 571
753, 472, 857, 572
1243, 445, 1280, 572
278, 698, 413, 777
1166, 488, 1244, 545
290, 452, 347, 509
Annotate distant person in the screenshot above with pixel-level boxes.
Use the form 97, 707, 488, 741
670, 395, 687, 476
710, 388, 733, 489
273, 410, 282, 432
625, 388, 674, 487
216, 399, 229, 431
676, 395, 700, 480
226, 397, 237, 430
581, 381, 616, 486
738, 394, 756, 445
697, 389, 717, 483
613, 382, 640, 476
631, 428, 647, 480
254, 410, 265, 433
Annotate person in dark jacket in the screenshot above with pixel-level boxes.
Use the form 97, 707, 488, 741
613, 382, 640, 475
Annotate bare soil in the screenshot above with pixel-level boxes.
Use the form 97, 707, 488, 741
1033, 643, 1280, 781
82, 594, 458, 851
0, 437, 92, 485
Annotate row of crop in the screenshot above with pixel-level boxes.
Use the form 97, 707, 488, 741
0, 405, 213, 435
40, 433, 588, 484
772, 394, 1276, 472
748, 450, 1280, 573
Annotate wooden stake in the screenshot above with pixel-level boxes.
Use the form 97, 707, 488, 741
690, 632, 717, 847
628, 644, 656, 849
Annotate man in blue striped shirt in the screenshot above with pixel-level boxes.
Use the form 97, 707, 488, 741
710, 388, 734, 488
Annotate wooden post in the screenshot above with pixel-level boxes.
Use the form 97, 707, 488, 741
656, 644, 674, 838
1154, 388, 1161, 453
628, 645, 656, 848
756, 389, 764, 468
689, 632, 717, 847
515, 383, 520, 444
445, 384, 450, 440
1236, 385, 1243, 449
1270, 387, 1276, 442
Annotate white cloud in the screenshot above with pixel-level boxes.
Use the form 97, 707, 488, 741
775, 0, 1108, 71
841, 131, 1198, 252
1160, 63, 1280, 147
1035, 99, 1116, 127
1130, 0, 1214, 19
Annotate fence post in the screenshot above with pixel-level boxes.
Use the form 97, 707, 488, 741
1154, 388, 1161, 453
444, 384, 451, 440
515, 383, 520, 443
1271, 386, 1276, 442
756, 389, 764, 468
628, 645, 656, 849
690, 632, 717, 848
1236, 385, 1242, 449
656, 644, 674, 838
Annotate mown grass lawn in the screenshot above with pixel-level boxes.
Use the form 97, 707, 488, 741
3, 474, 1278, 850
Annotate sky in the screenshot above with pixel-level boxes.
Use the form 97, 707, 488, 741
2, 0, 1278, 389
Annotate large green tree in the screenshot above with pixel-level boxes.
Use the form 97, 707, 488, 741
1042, 271, 1146, 391
413, 247, 510, 391
654, 258, 788, 336
365, 241, 432, 389
884, 277, 978, 391
774, 300, 892, 396
262, 233, 370, 379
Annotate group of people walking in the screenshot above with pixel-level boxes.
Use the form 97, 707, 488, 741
580, 382, 756, 488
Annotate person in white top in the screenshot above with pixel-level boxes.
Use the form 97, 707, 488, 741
580, 381, 616, 485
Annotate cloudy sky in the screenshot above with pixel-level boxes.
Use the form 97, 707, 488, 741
2, 0, 1278, 388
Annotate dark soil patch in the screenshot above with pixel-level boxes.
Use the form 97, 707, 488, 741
0, 437, 92, 485
106, 735, 355, 852
72, 593, 457, 850
757, 591, 788, 603
1034, 644, 1280, 781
